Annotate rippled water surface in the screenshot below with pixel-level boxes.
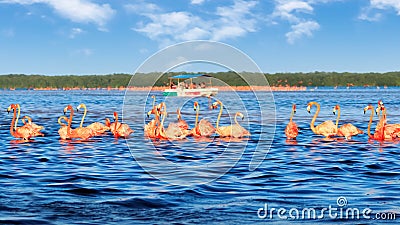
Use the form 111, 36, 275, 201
1, 89, 400, 224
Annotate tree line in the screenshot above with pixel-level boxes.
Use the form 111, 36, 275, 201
0, 71, 399, 89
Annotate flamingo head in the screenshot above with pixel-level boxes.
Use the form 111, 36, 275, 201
76, 103, 85, 112
332, 105, 340, 115
147, 110, 152, 118
378, 100, 384, 106
193, 102, 198, 111
211, 102, 219, 110
292, 104, 296, 113
364, 104, 373, 114
7, 104, 15, 113
113, 112, 118, 121
306, 103, 312, 113
176, 109, 181, 120
63, 105, 73, 115
105, 118, 111, 127
236, 112, 244, 120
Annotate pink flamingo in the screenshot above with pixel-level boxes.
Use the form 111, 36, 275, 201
156, 102, 188, 140
105, 112, 134, 138
63, 105, 95, 140
213, 100, 250, 138
76, 103, 109, 135
375, 103, 400, 139
307, 102, 336, 138
190, 101, 216, 137
145, 100, 162, 138
21, 115, 44, 137
58, 116, 69, 140
7, 104, 35, 140
332, 105, 363, 140
285, 104, 298, 140
177, 108, 189, 131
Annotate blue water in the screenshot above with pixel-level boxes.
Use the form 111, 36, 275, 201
0, 89, 399, 224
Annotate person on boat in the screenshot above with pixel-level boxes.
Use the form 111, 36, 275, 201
200, 82, 206, 88
170, 82, 176, 89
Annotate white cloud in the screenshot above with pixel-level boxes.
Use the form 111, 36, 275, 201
124, 1, 160, 14
273, 0, 313, 22
360, 0, 400, 21
286, 20, 320, 44
271, 0, 322, 43
370, 0, 400, 13
0, 0, 115, 28
129, 0, 258, 45
69, 27, 83, 38
191, 0, 205, 5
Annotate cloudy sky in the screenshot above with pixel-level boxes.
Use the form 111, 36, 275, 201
0, 0, 399, 75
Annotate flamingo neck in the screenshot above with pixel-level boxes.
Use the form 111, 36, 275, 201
10, 107, 17, 137
367, 107, 373, 137
159, 111, 166, 136
177, 110, 182, 121
24, 116, 32, 125
216, 102, 223, 129
335, 107, 340, 132
80, 104, 87, 128
114, 113, 118, 131
234, 113, 239, 125
67, 107, 73, 134
289, 107, 295, 123
195, 105, 199, 127
58, 116, 67, 126
14, 104, 21, 131
310, 102, 319, 133
22, 116, 27, 125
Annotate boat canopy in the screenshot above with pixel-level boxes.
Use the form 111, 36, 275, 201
169, 74, 212, 79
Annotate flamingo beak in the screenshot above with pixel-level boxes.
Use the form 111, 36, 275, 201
7, 106, 11, 113
363, 106, 368, 114
306, 105, 311, 113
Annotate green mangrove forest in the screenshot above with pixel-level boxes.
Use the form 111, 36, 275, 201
1, 71, 399, 89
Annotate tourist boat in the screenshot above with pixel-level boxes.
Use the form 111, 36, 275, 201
163, 74, 218, 97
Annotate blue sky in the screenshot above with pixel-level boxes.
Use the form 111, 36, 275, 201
0, 0, 399, 75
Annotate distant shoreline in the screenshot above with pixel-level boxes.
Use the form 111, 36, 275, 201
2, 85, 395, 92
1, 72, 400, 89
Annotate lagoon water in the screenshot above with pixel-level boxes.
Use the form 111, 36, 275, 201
0, 88, 399, 224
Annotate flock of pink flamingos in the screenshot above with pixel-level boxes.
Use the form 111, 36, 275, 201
285, 100, 400, 141
6, 96, 251, 141
7, 97, 396, 142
